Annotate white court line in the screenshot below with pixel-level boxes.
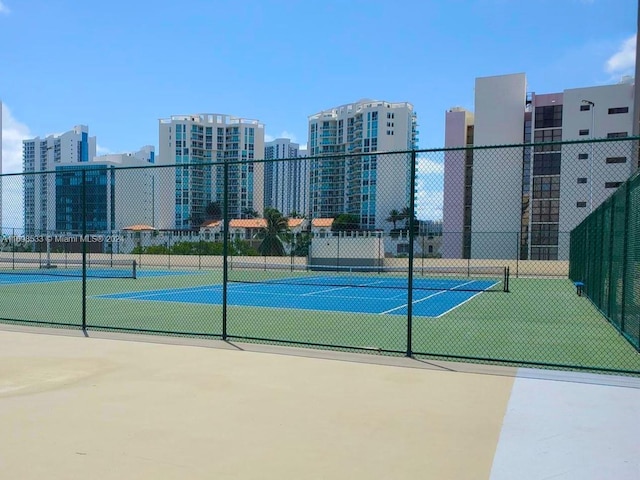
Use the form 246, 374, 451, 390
95, 281, 311, 301
300, 279, 389, 297
379, 290, 447, 315
434, 281, 500, 318
96, 285, 224, 300
449, 279, 476, 290
301, 285, 352, 296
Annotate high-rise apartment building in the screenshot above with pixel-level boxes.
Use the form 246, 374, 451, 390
157, 114, 265, 229
443, 73, 636, 260
23, 125, 155, 234
308, 99, 417, 230
264, 138, 309, 217
23, 125, 96, 234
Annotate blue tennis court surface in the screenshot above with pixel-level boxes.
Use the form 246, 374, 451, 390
96, 276, 499, 317
0, 269, 196, 285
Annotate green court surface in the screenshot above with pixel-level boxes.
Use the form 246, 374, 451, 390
0, 268, 638, 374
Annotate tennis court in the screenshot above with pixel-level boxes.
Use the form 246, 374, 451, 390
0, 257, 638, 374
0, 268, 196, 284
95, 275, 501, 317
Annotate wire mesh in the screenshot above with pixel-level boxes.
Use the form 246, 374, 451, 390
2, 138, 639, 373
569, 168, 640, 352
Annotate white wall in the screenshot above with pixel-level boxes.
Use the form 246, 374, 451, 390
558, 83, 634, 258
471, 73, 527, 260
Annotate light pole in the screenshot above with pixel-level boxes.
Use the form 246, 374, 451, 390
581, 100, 595, 212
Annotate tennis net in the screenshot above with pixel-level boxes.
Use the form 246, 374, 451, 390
0, 256, 137, 279
228, 262, 509, 293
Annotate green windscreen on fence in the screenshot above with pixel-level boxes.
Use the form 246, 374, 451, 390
569, 172, 640, 351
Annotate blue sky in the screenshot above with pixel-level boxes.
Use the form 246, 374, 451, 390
0, 0, 637, 223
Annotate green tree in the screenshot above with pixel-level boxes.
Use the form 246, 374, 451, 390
401, 206, 417, 229
205, 201, 222, 221
258, 207, 289, 256
242, 208, 259, 219
331, 213, 360, 232
231, 238, 259, 256
386, 209, 403, 229
145, 245, 170, 255
291, 232, 311, 256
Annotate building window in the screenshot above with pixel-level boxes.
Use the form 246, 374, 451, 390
608, 107, 629, 114
577, 201, 587, 207
533, 177, 560, 199
580, 104, 591, 111
606, 156, 627, 164
531, 223, 559, 245
578, 153, 589, 160
607, 132, 628, 138
534, 129, 562, 151
533, 153, 561, 175
531, 199, 559, 223
534, 105, 563, 128
577, 178, 587, 184
579, 129, 590, 136
605, 181, 622, 188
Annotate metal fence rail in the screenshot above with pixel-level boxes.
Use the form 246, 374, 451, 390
570, 171, 640, 351
2, 138, 639, 375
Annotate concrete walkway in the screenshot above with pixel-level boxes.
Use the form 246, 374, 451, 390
0, 326, 638, 479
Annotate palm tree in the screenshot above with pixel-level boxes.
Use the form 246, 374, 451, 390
401, 206, 416, 228
242, 208, 259, 219
386, 209, 403, 229
258, 208, 289, 256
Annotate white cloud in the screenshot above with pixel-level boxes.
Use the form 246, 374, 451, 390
2, 103, 31, 229
264, 130, 300, 144
0, 1, 10, 14
2, 104, 31, 173
96, 144, 113, 156
605, 34, 636, 75
416, 189, 443, 221
417, 157, 444, 175
415, 156, 444, 221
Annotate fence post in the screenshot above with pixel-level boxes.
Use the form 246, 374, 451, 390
619, 182, 631, 334
406, 150, 417, 358
82, 169, 87, 331
597, 208, 606, 308
606, 195, 616, 317
222, 160, 229, 340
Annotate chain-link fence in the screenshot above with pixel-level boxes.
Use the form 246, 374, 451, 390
1, 138, 639, 374
569, 170, 640, 352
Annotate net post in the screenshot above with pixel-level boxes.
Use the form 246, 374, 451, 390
132, 259, 137, 279
504, 266, 510, 293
